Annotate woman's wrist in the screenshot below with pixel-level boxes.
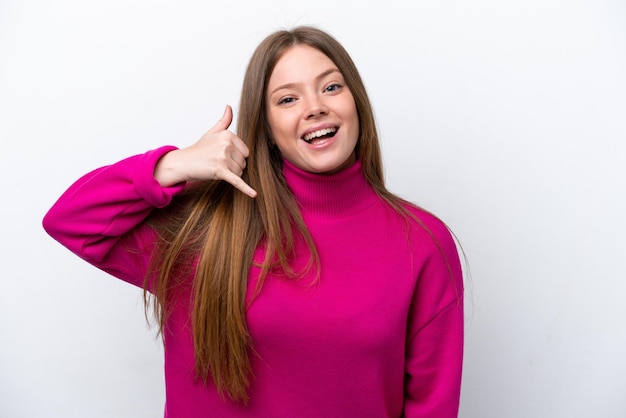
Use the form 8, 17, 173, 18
154, 149, 187, 187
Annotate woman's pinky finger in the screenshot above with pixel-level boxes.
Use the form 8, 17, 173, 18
222, 171, 257, 198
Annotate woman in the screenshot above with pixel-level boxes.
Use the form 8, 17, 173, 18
43, 26, 464, 417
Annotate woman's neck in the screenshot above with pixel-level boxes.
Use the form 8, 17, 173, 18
281, 159, 378, 220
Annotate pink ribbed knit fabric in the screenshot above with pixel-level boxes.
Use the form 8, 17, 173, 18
43, 147, 463, 417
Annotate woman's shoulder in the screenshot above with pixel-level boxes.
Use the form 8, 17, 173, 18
397, 199, 457, 251
400, 199, 448, 227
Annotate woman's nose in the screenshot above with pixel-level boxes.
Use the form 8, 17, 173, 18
305, 95, 328, 119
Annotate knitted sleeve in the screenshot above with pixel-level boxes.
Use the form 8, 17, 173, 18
403, 211, 465, 417
42, 146, 184, 288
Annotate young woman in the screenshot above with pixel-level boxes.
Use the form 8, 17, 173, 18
43, 26, 464, 417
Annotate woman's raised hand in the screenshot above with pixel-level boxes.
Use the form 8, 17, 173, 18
154, 105, 257, 198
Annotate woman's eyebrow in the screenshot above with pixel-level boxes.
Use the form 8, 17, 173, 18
269, 68, 341, 96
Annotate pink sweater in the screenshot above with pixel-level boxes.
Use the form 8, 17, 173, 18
43, 146, 464, 417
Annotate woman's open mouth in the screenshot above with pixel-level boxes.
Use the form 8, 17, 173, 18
302, 128, 338, 144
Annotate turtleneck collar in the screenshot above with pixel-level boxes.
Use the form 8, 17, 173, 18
281, 158, 379, 219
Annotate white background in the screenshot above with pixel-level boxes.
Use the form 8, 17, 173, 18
1, 0, 625, 417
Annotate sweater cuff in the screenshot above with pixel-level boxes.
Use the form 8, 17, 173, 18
134, 145, 184, 208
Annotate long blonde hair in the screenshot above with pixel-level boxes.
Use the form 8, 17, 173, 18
145, 25, 413, 404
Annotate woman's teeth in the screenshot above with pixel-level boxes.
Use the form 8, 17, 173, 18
303, 128, 337, 143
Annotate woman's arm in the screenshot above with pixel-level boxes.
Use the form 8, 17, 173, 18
403, 215, 465, 417
42, 146, 185, 287
43, 105, 256, 286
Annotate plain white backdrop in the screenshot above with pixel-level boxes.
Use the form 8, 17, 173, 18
1, 0, 625, 417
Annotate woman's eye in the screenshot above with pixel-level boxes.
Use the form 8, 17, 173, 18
325, 83, 342, 93
278, 97, 295, 105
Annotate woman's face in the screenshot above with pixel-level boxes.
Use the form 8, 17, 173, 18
266, 45, 359, 174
